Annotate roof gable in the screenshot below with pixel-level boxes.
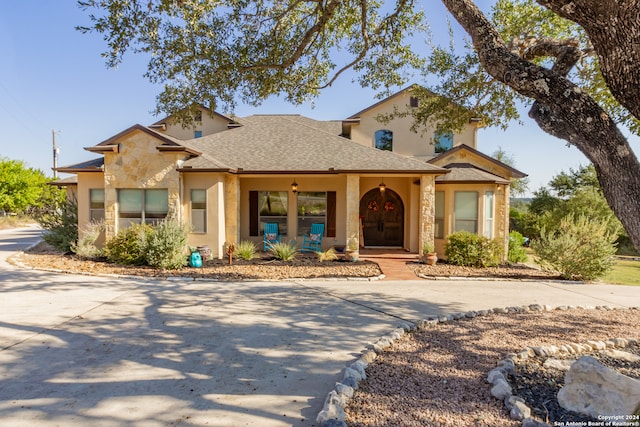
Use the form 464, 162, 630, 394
85, 124, 200, 155
428, 144, 526, 180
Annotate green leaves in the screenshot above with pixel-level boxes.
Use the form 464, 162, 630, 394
0, 157, 52, 213
79, 0, 426, 120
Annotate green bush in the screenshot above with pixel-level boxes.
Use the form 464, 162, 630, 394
235, 240, 258, 260
145, 220, 188, 270
104, 223, 152, 265
268, 241, 297, 261
37, 198, 78, 253
508, 231, 528, 264
531, 214, 617, 281
72, 220, 105, 259
445, 231, 504, 267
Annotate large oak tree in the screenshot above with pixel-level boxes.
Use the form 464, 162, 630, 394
78, 0, 640, 250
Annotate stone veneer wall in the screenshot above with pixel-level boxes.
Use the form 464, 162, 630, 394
103, 131, 185, 239
419, 175, 436, 255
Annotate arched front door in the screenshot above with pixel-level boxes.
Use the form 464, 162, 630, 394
359, 188, 404, 247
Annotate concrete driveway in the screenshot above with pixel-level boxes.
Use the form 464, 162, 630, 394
1, 227, 639, 426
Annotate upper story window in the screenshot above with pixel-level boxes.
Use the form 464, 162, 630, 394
434, 131, 453, 153
410, 96, 419, 108
193, 110, 202, 122
374, 129, 393, 151
194, 130, 203, 138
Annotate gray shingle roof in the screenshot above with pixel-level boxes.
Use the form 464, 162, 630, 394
436, 163, 510, 184
182, 115, 446, 174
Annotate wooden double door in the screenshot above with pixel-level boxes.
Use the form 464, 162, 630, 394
359, 188, 404, 247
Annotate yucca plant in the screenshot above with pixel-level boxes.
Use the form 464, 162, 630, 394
268, 241, 298, 261
317, 247, 338, 262
235, 240, 258, 260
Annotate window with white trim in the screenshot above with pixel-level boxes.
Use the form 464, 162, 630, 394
454, 191, 478, 233
484, 191, 494, 238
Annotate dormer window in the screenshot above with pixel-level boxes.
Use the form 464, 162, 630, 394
410, 96, 419, 108
434, 131, 453, 153
374, 129, 393, 151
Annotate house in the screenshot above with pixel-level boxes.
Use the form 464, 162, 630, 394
55, 87, 526, 260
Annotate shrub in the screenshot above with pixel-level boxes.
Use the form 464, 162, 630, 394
508, 231, 528, 264
445, 231, 504, 267
104, 223, 152, 265
145, 220, 188, 270
37, 198, 78, 253
235, 240, 258, 260
268, 241, 297, 261
72, 220, 105, 259
531, 214, 617, 281
317, 247, 338, 262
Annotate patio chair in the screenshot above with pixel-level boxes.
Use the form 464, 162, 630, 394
263, 223, 282, 251
301, 223, 325, 253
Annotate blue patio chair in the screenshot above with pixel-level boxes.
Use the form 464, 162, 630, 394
301, 223, 325, 253
263, 223, 282, 251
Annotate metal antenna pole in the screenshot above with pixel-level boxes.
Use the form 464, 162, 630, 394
52, 129, 60, 178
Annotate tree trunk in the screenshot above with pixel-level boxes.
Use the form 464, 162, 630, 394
441, 0, 640, 252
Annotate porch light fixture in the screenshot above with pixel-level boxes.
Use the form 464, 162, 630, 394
379, 181, 386, 193
291, 180, 298, 193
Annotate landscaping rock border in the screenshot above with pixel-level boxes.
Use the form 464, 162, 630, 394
315, 305, 640, 427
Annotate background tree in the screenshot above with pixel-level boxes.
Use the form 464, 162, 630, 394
491, 146, 529, 196
0, 157, 58, 214
77, 0, 640, 251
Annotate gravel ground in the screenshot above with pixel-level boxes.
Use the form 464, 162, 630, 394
13, 242, 561, 281
345, 309, 640, 427
511, 342, 640, 424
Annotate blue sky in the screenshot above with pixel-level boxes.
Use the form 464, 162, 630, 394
1, 1, 636, 197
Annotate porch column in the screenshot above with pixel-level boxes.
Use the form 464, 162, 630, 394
224, 174, 240, 249
497, 183, 510, 262
419, 175, 436, 255
345, 174, 360, 247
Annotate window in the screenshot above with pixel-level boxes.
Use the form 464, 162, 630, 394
191, 189, 206, 233
193, 110, 202, 122
118, 189, 168, 230
434, 191, 445, 239
297, 192, 327, 236
374, 129, 393, 151
89, 189, 105, 221
194, 130, 203, 138
258, 191, 288, 235
434, 131, 453, 153
410, 96, 419, 108
484, 191, 494, 238
454, 191, 478, 233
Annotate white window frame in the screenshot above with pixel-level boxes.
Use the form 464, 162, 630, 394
484, 191, 495, 238
454, 191, 478, 233
434, 191, 445, 239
